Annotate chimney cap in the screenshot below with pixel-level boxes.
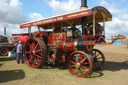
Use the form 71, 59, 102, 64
80, 0, 88, 10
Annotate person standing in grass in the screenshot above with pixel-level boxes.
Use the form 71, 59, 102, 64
16, 41, 24, 64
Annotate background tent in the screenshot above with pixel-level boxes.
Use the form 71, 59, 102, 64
113, 41, 123, 45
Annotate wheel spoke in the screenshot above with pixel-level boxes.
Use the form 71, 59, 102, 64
70, 65, 75, 67
32, 41, 36, 50
70, 60, 76, 65
79, 54, 83, 61
83, 62, 89, 65
34, 43, 39, 50
28, 57, 33, 61
72, 68, 77, 73
36, 49, 41, 53
34, 57, 41, 63
33, 40, 36, 49
93, 62, 98, 69
28, 58, 34, 65
30, 44, 33, 51
24, 38, 47, 68
27, 43, 31, 47
77, 69, 80, 75
26, 51, 30, 54
96, 61, 101, 66
97, 57, 103, 59
38, 52, 41, 55
79, 69, 83, 75
68, 51, 92, 78
36, 54, 42, 59
95, 51, 96, 57
81, 66, 89, 70
81, 66, 89, 73
92, 49, 105, 70
96, 53, 100, 57
35, 60, 42, 62
73, 56, 78, 62
80, 57, 87, 63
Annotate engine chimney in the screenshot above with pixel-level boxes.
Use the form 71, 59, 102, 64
4, 27, 6, 35
80, 0, 88, 10
81, 0, 88, 35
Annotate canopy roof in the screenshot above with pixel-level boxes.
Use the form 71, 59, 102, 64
20, 6, 112, 29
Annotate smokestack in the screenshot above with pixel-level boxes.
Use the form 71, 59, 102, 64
4, 27, 6, 35
81, 0, 88, 35
80, 0, 88, 10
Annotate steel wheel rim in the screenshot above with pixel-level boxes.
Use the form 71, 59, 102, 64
68, 51, 92, 78
34, 32, 44, 40
92, 49, 105, 70
1, 49, 8, 55
25, 38, 42, 68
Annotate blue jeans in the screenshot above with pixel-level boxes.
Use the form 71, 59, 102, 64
17, 53, 24, 64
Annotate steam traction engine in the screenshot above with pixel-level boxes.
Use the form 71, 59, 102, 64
20, 1, 112, 78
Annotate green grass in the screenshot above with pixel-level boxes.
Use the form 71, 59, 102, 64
0, 54, 128, 85
0, 56, 101, 85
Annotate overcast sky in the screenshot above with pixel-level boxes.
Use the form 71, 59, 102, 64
0, 0, 128, 39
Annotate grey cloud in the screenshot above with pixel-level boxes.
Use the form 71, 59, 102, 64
47, 0, 81, 15
105, 18, 128, 39
0, 0, 26, 24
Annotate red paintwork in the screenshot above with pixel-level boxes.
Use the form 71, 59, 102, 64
20, 9, 92, 28
68, 51, 92, 78
1, 49, 8, 55
38, 32, 96, 53
54, 43, 64, 50
21, 6, 112, 78
24, 38, 42, 68
47, 34, 53, 45
12, 33, 29, 36
33, 31, 46, 36
20, 6, 112, 29
83, 35, 96, 40
12, 33, 30, 44
97, 36, 105, 43
17, 36, 29, 42
53, 33, 66, 42
64, 40, 76, 52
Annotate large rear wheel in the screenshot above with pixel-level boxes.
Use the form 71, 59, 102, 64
68, 51, 92, 78
24, 38, 47, 68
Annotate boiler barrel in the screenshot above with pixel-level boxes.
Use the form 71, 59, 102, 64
54, 38, 95, 53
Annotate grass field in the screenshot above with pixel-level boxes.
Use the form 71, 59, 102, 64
0, 46, 128, 85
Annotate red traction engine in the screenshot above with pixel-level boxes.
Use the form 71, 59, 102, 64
20, 5, 112, 78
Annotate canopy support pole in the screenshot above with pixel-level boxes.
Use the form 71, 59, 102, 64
103, 16, 105, 36
28, 27, 31, 37
61, 21, 63, 31
38, 26, 40, 32
93, 12, 96, 36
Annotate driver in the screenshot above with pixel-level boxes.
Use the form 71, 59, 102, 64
86, 22, 103, 36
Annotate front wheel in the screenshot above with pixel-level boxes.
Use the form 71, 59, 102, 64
68, 51, 92, 78
0, 47, 8, 56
